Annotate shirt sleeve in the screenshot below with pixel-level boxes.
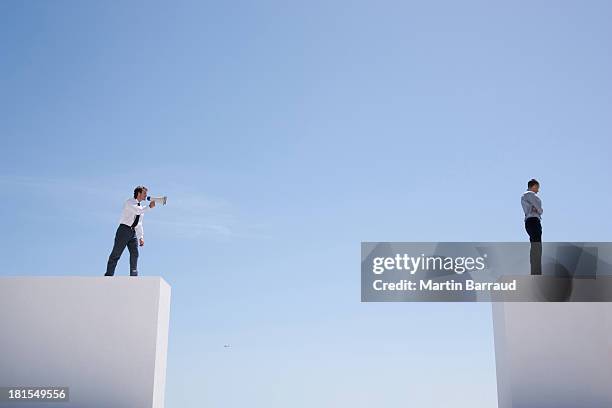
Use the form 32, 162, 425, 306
127, 201, 151, 216
521, 195, 530, 215
135, 221, 144, 240
533, 196, 543, 215
524, 193, 543, 215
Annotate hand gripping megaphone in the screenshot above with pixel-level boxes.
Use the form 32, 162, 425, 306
147, 195, 168, 205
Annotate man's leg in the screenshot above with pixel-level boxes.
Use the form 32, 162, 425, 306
533, 219, 542, 275
105, 226, 129, 276
529, 242, 542, 275
533, 218, 542, 242
525, 218, 542, 275
127, 236, 139, 276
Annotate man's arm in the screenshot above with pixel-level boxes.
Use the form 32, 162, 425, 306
135, 222, 144, 242
127, 202, 152, 215
525, 193, 543, 215
521, 195, 530, 215
533, 196, 543, 215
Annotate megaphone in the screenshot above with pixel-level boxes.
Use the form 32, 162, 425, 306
147, 196, 168, 205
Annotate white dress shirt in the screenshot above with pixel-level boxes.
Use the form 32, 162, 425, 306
118, 198, 151, 240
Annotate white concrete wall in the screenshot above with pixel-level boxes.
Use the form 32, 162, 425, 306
493, 298, 612, 408
0, 276, 171, 408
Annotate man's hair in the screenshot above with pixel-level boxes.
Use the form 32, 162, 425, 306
527, 179, 539, 189
133, 185, 148, 198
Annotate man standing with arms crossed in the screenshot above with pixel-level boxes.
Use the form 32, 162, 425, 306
521, 179, 543, 275
105, 186, 155, 276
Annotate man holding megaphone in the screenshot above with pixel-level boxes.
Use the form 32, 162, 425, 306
105, 185, 158, 277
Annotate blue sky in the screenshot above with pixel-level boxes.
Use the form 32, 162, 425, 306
1, 1, 611, 406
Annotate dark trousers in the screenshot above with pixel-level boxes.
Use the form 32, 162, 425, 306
105, 224, 139, 276
525, 217, 542, 275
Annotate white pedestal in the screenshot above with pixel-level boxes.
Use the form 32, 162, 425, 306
493, 282, 612, 408
0, 277, 171, 408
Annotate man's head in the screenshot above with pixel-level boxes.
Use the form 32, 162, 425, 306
527, 179, 539, 193
134, 185, 148, 201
